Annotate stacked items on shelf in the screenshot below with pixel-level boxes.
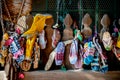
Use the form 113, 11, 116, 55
0, 1, 120, 79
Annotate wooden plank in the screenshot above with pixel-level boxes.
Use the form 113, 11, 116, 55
23, 70, 120, 80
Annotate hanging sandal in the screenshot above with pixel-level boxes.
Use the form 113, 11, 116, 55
74, 44, 83, 69
102, 31, 113, 51
92, 37, 100, 71
94, 37, 108, 73
100, 56, 108, 73
39, 30, 47, 49
45, 40, 72, 71
69, 40, 78, 64
55, 42, 65, 66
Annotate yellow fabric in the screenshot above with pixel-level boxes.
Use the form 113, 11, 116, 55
116, 33, 120, 48
116, 41, 120, 48
3, 33, 9, 40
25, 35, 36, 60
22, 14, 52, 37
24, 14, 52, 60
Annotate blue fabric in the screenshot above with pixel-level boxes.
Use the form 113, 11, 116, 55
83, 41, 95, 65
91, 51, 100, 71
100, 65, 108, 73
83, 35, 93, 43
9, 36, 21, 54
100, 59, 108, 73
84, 55, 94, 65
16, 55, 24, 64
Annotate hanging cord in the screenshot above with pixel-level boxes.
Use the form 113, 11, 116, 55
56, 0, 61, 24
113, 19, 119, 33
16, 0, 25, 23
0, 0, 5, 34
3, 0, 25, 24
53, 0, 61, 28
113, 20, 116, 27
94, 25, 97, 37
3, 0, 13, 23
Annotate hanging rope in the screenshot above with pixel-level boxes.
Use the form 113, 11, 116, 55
53, 0, 61, 28
0, 0, 5, 34
16, 0, 25, 23
56, 0, 61, 24
3, 0, 25, 24
3, 0, 13, 23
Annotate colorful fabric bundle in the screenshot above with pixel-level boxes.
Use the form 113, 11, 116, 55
93, 37, 108, 73
8, 33, 24, 63
69, 40, 78, 64
83, 41, 95, 65
91, 37, 100, 71
55, 42, 65, 65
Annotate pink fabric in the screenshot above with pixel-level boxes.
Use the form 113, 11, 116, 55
83, 48, 95, 58
19, 73, 24, 79
13, 48, 24, 59
16, 27, 21, 34
114, 27, 119, 32
74, 58, 82, 69
5, 38, 14, 46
